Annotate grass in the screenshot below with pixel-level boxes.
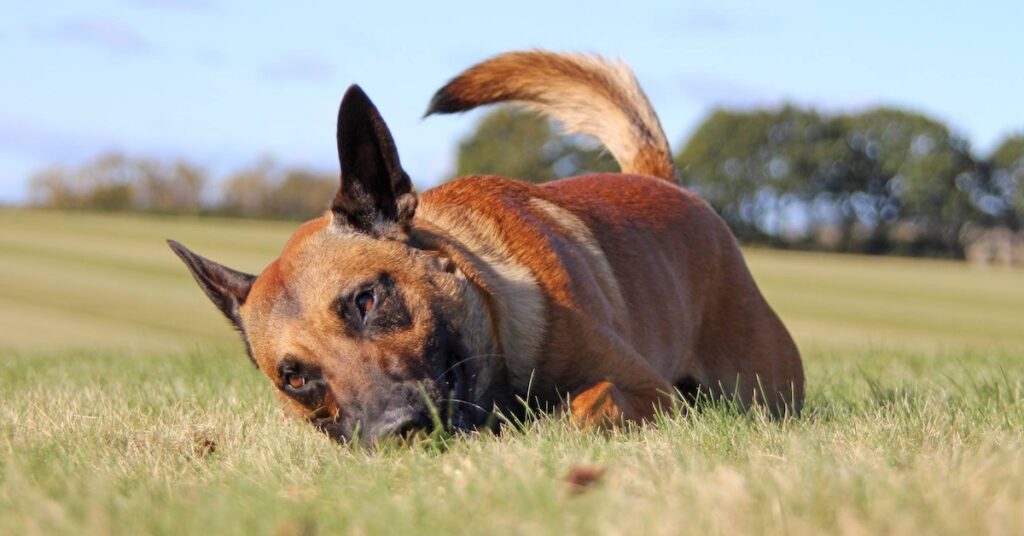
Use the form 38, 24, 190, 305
1, 208, 1024, 534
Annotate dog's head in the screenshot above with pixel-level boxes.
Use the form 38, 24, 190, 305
169, 86, 496, 443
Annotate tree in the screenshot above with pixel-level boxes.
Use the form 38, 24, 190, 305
220, 158, 277, 217
452, 108, 616, 183
29, 166, 79, 209
676, 105, 986, 257
989, 135, 1024, 225
134, 159, 206, 214
219, 158, 335, 220
675, 106, 829, 243
272, 169, 336, 220
834, 109, 979, 255
28, 152, 206, 214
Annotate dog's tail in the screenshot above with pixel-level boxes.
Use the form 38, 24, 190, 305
425, 50, 678, 182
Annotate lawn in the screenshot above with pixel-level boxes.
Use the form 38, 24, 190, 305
1, 208, 1023, 534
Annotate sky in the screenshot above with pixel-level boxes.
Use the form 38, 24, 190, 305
0, 0, 1022, 202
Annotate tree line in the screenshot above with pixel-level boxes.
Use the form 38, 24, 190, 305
678, 107, 1021, 257
27, 104, 1024, 259
29, 154, 337, 221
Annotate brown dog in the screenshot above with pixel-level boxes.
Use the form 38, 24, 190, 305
169, 51, 804, 442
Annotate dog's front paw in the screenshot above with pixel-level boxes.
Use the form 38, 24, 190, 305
570, 381, 639, 430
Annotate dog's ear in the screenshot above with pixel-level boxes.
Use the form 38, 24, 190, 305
167, 240, 255, 333
332, 84, 417, 234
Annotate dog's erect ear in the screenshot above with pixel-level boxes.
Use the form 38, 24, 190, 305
167, 240, 255, 332
332, 84, 417, 234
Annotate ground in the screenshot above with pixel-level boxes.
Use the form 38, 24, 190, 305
1, 209, 1023, 534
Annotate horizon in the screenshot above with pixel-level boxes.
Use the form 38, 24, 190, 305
1, 0, 1022, 202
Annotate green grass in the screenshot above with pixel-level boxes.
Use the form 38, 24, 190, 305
2, 208, 1023, 534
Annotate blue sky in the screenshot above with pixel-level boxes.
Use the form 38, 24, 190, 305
1, 0, 1021, 201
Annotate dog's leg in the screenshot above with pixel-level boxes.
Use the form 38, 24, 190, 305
570, 380, 674, 429
561, 335, 678, 429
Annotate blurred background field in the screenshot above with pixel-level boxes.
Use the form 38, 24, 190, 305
2, 207, 1021, 355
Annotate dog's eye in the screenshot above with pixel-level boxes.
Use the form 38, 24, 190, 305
282, 371, 310, 392
287, 374, 306, 390
355, 290, 375, 319
278, 359, 321, 400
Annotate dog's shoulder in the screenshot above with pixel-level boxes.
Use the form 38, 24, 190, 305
420, 174, 539, 213
418, 172, 720, 243
421, 172, 696, 213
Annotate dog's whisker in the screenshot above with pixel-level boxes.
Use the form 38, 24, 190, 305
434, 353, 501, 383
444, 398, 489, 413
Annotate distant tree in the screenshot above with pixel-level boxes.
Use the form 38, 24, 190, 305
989, 135, 1024, 224
676, 105, 986, 256
134, 159, 206, 214
835, 109, 979, 255
675, 106, 828, 243
29, 152, 206, 214
220, 158, 277, 217
452, 108, 616, 182
219, 158, 335, 220
271, 169, 336, 220
991, 135, 1024, 171
29, 166, 79, 209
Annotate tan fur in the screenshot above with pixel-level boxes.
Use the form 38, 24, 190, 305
527, 197, 627, 329
426, 51, 678, 181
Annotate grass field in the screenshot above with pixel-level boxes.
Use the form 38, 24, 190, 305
2, 208, 1023, 534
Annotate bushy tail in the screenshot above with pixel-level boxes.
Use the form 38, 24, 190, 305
425, 50, 678, 182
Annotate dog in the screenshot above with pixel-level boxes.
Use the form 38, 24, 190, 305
169, 50, 804, 443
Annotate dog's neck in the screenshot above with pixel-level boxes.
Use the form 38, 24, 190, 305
406, 218, 520, 413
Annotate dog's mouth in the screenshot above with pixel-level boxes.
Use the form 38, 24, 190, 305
313, 352, 482, 444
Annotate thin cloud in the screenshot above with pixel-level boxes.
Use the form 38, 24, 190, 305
192, 48, 227, 66
669, 6, 778, 34
678, 7, 738, 32
260, 53, 334, 83
679, 75, 782, 108
0, 119, 113, 162
0, 118, 259, 179
40, 18, 153, 54
678, 75, 888, 115
131, 0, 213, 9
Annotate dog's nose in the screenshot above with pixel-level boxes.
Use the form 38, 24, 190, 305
393, 412, 433, 437
370, 410, 433, 439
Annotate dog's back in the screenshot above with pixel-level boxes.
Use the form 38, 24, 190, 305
424, 51, 803, 417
